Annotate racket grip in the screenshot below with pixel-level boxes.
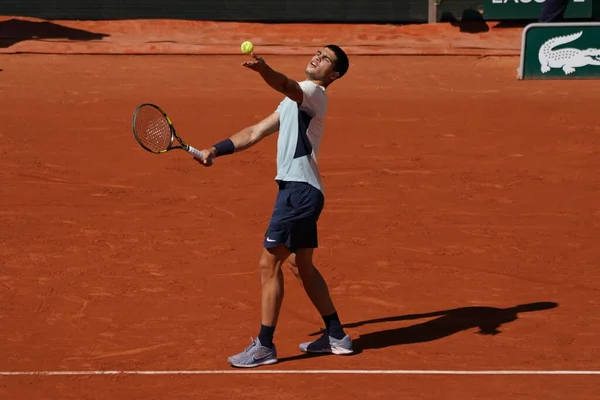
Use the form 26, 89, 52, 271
187, 145, 205, 160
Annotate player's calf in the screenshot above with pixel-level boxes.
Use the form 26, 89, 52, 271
257, 246, 289, 349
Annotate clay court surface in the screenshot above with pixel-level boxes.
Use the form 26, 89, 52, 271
1, 49, 600, 398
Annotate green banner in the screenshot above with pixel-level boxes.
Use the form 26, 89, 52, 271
0, 0, 428, 22
483, 0, 592, 20
518, 22, 600, 79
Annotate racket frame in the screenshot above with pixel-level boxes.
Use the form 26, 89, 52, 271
132, 103, 205, 160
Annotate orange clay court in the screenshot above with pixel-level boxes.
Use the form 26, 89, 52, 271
0, 18, 599, 400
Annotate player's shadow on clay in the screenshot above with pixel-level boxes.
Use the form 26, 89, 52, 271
349, 301, 558, 352
278, 301, 558, 363
0, 18, 108, 48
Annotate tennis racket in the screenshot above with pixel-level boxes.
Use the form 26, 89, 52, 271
132, 103, 207, 161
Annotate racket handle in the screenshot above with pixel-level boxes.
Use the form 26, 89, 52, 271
187, 145, 205, 160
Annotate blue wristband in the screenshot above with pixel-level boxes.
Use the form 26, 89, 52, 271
213, 138, 235, 157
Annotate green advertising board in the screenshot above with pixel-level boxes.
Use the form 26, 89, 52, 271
518, 22, 600, 79
483, 0, 592, 20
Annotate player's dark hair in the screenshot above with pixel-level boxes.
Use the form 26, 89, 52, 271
325, 44, 349, 79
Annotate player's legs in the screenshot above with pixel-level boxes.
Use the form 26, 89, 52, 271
229, 181, 316, 368
259, 181, 323, 342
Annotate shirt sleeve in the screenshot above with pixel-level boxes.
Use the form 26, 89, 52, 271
298, 80, 327, 118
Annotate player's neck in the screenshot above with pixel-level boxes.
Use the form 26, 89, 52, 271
309, 78, 328, 88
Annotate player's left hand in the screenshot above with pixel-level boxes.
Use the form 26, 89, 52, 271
242, 53, 267, 73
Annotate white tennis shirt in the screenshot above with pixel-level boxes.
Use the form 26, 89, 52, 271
274, 80, 328, 194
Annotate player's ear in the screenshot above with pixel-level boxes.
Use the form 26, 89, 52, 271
329, 70, 340, 81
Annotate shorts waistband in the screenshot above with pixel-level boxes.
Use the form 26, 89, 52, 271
276, 180, 311, 190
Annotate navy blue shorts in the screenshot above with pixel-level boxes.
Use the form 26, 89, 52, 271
264, 181, 325, 253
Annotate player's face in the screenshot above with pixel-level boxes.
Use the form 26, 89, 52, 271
305, 48, 338, 82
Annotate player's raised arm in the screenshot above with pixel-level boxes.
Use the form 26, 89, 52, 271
242, 54, 304, 104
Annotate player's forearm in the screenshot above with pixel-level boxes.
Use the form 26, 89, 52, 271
230, 126, 262, 152
210, 127, 259, 157
259, 65, 291, 94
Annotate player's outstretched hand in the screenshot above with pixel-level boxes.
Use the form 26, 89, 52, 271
194, 148, 216, 167
242, 53, 267, 73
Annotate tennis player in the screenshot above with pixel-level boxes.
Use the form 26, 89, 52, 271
194, 45, 353, 367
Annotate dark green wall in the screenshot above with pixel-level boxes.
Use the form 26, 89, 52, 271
2, 1, 596, 23
0, 0, 428, 23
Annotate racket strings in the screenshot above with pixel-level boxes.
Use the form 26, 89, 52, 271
134, 106, 173, 152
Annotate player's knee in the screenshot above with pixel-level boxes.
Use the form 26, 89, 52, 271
258, 246, 287, 279
259, 256, 278, 278
292, 249, 316, 279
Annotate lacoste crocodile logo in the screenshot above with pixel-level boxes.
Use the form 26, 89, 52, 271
539, 31, 600, 75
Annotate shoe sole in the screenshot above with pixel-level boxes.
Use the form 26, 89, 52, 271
300, 346, 354, 355
229, 358, 279, 368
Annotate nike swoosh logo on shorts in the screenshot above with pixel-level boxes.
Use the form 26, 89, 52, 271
266, 238, 276, 242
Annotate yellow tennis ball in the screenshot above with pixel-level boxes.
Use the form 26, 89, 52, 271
241, 41, 254, 54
